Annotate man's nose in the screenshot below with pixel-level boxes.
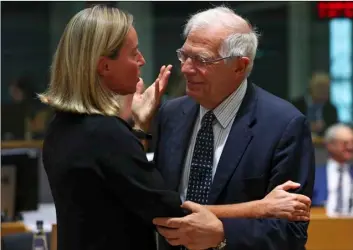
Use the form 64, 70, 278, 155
181, 58, 197, 75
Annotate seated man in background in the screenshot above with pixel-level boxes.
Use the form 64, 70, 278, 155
291, 72, 338, 136
313, 123, 353, 216
4, 74, 52, 140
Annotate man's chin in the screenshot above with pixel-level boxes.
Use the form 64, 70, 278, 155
186, 88, 201, 98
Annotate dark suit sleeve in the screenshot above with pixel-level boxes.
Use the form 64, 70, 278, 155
221, 115, 315, 250
152, 101, 169, 171
96, 118, 185, 226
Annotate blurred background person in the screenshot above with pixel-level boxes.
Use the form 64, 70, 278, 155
292, 72, 338, 136
2, 74, 51, 140
313, 124, 353, 217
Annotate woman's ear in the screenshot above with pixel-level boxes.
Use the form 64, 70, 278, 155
97, 57, 110, 76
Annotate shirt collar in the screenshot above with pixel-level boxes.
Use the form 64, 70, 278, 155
328, 158, 349, 171
199, 79, 247, 128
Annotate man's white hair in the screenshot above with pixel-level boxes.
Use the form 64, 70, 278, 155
183, 6, 260, 76
324, 123, 352, 143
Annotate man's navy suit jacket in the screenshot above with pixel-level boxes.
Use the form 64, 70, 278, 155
154, 83, 315, 250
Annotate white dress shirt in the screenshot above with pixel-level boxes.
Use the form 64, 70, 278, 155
179, 80, 247, 202
326, 158, 353, 216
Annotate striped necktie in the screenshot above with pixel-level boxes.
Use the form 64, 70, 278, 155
336, 166, 344, 214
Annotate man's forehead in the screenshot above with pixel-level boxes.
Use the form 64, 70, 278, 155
182, 28, 227, 53
182, 39, 215, 54
335, 128, 353, 140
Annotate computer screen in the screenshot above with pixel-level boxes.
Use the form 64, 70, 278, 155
1, 148, 40, 218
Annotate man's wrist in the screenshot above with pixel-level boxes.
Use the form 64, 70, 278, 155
215, 238, 227, 250
213, 220, 226, 249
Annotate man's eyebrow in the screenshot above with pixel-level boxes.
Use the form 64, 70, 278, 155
199, 51, 213, 57
182, 48, 213, 57
193, 50, 214, 58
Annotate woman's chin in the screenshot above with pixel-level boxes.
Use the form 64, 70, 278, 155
111, 87, 136, 96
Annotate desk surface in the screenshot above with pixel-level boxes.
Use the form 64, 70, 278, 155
1, 140, 43, 149
1, 222, 29, 237
307, 209, 353, 250
312, 136, 324, 146
51, 224, 57, 250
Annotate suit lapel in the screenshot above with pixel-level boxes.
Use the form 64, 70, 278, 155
165, 99, 199, 191
208, 84, 257, 204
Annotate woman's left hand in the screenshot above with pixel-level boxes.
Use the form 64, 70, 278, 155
131, 64, 172, 131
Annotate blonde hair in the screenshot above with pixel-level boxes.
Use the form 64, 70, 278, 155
38, 5, 133, 116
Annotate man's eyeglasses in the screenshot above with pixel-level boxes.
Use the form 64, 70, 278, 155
176, 49, 241, 67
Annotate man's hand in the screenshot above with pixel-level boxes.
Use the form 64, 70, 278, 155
153, 201, 224, 250
262, 181, 311, 221
131, 65, 172, 131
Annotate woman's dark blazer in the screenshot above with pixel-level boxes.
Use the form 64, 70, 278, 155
42, 111, 185, 250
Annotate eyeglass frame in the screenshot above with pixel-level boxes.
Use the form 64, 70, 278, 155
176, 48, 242, 66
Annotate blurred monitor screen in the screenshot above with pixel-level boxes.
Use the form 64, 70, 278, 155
1, 148, 40, 217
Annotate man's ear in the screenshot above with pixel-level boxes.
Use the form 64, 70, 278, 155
97, 57, 110, 76
235, 57, 250, 74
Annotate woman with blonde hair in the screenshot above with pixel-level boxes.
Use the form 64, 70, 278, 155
40, 6, 179, 250
41, 5, 311, 250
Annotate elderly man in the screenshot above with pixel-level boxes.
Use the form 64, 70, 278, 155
313, 124, 353, 216
150, 6, 315, 250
